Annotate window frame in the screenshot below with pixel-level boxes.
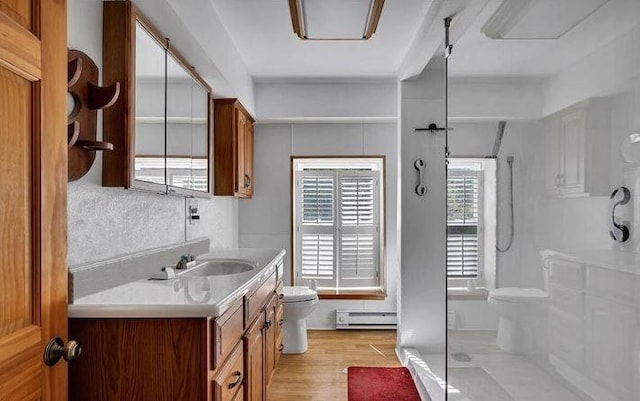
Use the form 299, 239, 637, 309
446, 158, 497, 290
291, 156, 387, 300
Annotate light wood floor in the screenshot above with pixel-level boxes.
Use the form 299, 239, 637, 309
267, 330, 400, 401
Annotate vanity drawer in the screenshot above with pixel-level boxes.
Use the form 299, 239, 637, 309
212, 343, 244, 401
549, 260, 585, 289
549, 284, 584, 317
245, 271, 277, 327
212, 297, 244, 371
276, 281, 284, 305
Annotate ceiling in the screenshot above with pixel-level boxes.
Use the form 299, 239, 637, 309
449, 0, 640, 78
210, 0, 430, 79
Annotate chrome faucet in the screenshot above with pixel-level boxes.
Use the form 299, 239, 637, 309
176, 254, 196, 270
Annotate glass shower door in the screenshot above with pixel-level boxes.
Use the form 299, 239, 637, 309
445, 1, 640, 401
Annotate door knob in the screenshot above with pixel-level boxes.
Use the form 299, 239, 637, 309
44, 337, 82, 366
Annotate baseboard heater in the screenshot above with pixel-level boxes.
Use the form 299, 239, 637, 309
336, 310, 397, 329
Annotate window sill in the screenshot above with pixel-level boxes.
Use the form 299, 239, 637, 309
317, 288, 387, 300
447, 287, 489, 300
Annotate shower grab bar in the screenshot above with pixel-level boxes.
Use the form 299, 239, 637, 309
414, 159, 427, 196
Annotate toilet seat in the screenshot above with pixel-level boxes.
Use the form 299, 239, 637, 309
489, 287, 548, 303
283, 286, 318, 303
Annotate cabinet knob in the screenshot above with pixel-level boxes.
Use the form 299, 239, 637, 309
44, 337, 82, 366
279, 344, 284, 352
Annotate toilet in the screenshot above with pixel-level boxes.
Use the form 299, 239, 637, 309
488, 262, 550, 354
282, 286, 319, 354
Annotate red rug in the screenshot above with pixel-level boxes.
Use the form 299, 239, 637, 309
348, 367, 421, 401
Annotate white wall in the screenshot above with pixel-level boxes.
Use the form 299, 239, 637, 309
67, 0, 238, 266
542, 23, 640, 117
239, 122, 399, 329
449, 78, 545, 121
254, 80, 397, 122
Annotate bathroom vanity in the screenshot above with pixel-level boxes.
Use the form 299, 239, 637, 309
68, 247, 285, 401
542, 249, 640, 401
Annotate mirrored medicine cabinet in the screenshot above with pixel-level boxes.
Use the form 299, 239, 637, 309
102, 1, 213, 197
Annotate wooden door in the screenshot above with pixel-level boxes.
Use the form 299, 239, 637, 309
235, 108, 247, 196
244, 120, 254, 197
0, 1, 68, 400
244, 313, 264, 401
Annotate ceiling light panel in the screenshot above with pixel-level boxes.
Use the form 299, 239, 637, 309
289, 0, 384, 40
482, 0, 610, 40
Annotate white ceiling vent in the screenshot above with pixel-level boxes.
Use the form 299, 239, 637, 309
481, 0, 611, 40
288, 0, 385, 40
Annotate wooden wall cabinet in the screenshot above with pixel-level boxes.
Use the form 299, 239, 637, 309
102, 1, 213, 196
544, 98, 610, 198
214, 99, 255, 198
69, 258, 285, 401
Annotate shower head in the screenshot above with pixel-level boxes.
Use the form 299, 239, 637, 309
492, 121, 507, 157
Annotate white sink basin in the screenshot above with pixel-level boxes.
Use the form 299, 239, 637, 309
182, 259, 257, 277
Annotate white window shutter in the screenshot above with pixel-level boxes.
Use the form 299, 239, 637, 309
447, 170, 481, 278
338, 172, 379, 288
295, 171, 337, 286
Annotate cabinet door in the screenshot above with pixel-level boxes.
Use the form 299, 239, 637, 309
244, 312, 264, 401
544, 117, 563, 196
265, 296, 277, 386
212, 344, 245, 401
245, 121, 254, 197
236, 109, 247, 195
585, 295, 639, 400
560, 110, 586, 195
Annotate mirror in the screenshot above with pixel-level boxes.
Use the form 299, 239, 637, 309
165, 52, 193, 191
165, 51, 210, 193
190, 80, 209, 192
134, 22, 166, 186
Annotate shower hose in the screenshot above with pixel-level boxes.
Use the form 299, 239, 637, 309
496, 158, 514, 253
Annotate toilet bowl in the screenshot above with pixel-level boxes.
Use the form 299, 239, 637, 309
282, 286, 319, 354
488, 287, 548, 354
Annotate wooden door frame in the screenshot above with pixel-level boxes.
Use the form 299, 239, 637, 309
35, 0, 68, 399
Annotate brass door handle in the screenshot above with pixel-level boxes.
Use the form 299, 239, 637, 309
227, 371, 243, 389
44, 337, 82, 366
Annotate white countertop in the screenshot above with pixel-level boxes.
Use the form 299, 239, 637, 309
541, 248, 640, 276
68, 248, 286, 319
